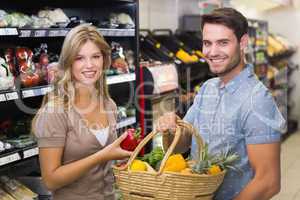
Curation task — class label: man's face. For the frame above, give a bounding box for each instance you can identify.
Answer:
[202,23,243,77]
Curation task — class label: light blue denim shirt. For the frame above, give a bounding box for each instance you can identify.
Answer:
[184,64,285,200]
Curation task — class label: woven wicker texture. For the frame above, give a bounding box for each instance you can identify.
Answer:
[113,120,225,200]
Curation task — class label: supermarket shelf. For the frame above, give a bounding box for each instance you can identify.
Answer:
[116,116,136,129]
[21,85,53,99]
[18,28,135,38]
[0,73,136,102]
[0,90,19,102]
[107,73,136,85]
[0,145,38,168]
[0,27,19,36]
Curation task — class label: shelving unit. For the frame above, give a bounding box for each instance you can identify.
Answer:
[0,1,141,196]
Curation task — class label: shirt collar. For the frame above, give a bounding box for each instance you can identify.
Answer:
[219,64,254,94]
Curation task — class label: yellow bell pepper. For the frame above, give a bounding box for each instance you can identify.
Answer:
[130,160,147,171]
[163,154,187,172]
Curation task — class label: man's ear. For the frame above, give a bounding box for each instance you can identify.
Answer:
[240,34,249,51]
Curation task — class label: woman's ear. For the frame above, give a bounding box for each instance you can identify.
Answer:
[240,34,249,51]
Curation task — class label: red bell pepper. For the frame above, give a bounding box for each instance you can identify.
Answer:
[120,128,143,152]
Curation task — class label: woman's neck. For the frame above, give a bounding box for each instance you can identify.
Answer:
[74,84,100,110]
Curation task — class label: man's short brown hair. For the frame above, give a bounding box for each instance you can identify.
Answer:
[201,7,248,41]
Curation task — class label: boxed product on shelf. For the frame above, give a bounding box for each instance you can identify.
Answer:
[17,176,51,197]
[0,176,38,200]
[0,187,15,200]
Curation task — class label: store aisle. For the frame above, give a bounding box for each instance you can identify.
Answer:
[272,131,300,200]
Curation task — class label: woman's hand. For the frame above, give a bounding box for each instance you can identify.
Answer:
[101,132,133,161]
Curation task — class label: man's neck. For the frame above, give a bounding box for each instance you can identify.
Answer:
[220,60,245,85]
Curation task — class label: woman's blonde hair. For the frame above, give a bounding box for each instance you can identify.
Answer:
[32,24,111,133]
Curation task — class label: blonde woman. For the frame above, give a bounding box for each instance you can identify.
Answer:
[32,24,132,200]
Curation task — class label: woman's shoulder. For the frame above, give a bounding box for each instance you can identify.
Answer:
[39,98,66,114]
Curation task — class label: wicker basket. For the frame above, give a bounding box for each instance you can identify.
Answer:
[113,120,225,200]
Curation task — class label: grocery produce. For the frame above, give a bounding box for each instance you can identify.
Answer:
[163,154,187,172]
[141,146,164,170]
[16,47,41,87]
[192,144,240,175]
[120,128,142,151]
[0,57,15,91]
[130,160,147,171]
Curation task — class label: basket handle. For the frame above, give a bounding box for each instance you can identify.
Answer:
[164,117,204,161]
[115,120,204,174]
[115,124,182,171]
[158,119,204,174]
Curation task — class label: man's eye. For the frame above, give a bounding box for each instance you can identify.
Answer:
[203,42,210,46]
[220,41,228,46]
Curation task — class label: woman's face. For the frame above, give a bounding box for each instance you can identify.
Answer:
[72,40,104,87]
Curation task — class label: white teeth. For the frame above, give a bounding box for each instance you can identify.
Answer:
[82,71,96,77]
[210,58,225,63]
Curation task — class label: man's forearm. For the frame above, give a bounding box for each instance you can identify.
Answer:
[233,176,280,200]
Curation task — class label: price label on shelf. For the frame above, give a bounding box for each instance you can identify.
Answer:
[107,73,135,85]
[23,147,38,159]
[0,28,18,36]
[5,92,18,100]
[0,94,7,102]
[48,30,60,37]
[58,30,68,36]
[22,90,35,98]
[20,30,31,37]
[0,153,21,166]
[34,30,47,37]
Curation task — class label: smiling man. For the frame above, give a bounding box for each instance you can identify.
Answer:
[157,8,286,200]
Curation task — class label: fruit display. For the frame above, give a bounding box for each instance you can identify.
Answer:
[0,8,69,28]
[16,47,41,88]
[0,141,13,152]
[120,128,143,152]
[100,13,135,29]
[110,42,130,74]
[117,106,136,122]
[0,57,15,91]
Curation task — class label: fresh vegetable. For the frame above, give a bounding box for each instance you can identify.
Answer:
[120,128,142,151]
[192,143,240,175]
[130,160,147,171]
[163,154,187,172]
[141,146,164,170]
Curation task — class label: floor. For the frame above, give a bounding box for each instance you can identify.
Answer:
[272,131,300,200]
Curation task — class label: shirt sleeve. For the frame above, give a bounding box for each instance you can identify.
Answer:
[34,105,68,148]
[243,84,286,144]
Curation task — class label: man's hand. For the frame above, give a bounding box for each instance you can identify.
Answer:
[155,112,177,133]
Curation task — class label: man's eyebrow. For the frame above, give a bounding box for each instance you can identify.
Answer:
[217,39,230,42]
